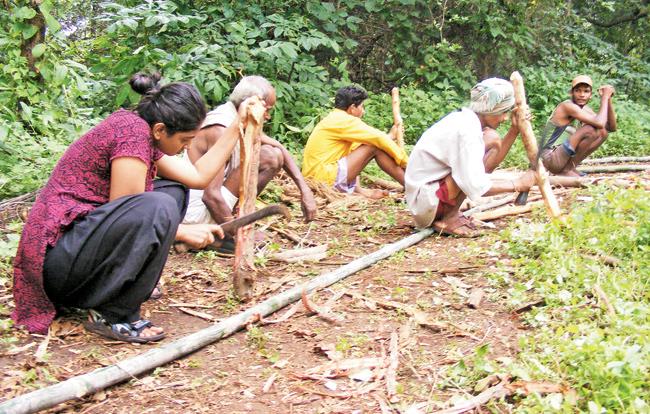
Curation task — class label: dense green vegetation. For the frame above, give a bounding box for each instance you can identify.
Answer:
[482,186,648,412]
[1,0,649,198]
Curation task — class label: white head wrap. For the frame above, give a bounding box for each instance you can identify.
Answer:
[469,78,515,115]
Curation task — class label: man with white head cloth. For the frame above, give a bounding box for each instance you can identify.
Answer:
[404,78,536,237]
[183,76,317,251]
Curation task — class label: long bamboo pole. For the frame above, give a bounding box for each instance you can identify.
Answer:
[582,156,650,164]
[510,71,562,218]
[0,229,435,414]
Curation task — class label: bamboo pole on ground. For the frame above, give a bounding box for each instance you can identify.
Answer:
[578,164,650,173]
[232,99,266,300]
[0,228,435,414]
[510,71,562,218]
[582,156,650,164]
[391,87,405,149]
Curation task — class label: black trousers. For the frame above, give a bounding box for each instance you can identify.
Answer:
[43,180,188,324]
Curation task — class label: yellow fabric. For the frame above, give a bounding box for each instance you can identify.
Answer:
[302,109,408,185]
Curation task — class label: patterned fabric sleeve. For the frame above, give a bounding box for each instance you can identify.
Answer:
[110,118,155,165]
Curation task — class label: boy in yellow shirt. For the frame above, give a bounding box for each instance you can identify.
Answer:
[302,86,408,199]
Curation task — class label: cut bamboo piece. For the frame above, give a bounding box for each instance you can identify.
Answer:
[391,87,405,148]
[471,202,543,222]
[510,71,562,218]
[0,228,436,414]
[233,98,266,300]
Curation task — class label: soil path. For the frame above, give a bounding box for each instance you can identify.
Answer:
[0,170,646,413]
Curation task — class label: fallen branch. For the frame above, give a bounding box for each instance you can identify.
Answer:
[177,307,216,322]
[593,284,616,317]
[0,228,437,414]
[431,380,510,414]
[301,290,343,324]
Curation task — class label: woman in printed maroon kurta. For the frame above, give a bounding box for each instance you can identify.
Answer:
[12,73,249,342]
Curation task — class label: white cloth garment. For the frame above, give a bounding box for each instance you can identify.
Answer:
[405,108,492,228]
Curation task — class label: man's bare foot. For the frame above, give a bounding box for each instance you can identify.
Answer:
[355,186,389,199]
[432,215,480,238]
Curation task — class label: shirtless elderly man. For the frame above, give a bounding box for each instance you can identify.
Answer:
[183,76,317,250]
[405,78,535,237]
[539,75,616,177]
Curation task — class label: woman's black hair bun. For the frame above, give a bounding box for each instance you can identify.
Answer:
[129,72,162,95]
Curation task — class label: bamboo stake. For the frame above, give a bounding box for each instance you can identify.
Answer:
[0,228,436,414]
[233,98,266,300]
[510,71,562,218]
[391,87,405,148]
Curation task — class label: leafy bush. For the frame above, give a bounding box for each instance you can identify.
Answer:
[492,186,650,412]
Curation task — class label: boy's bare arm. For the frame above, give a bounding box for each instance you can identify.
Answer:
[556,87,614,129]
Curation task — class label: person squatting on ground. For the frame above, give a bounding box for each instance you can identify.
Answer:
[183,76,317,251]
[405,78,536,237]
[12,72,255,343]
[301,85,408,199]
[539,75,616,177]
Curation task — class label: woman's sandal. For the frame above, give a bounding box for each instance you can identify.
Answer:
[83,310,165,344]
[432,215,481,238]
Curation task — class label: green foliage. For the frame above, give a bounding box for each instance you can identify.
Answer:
[492,186,650,412]
[0,0,648,200]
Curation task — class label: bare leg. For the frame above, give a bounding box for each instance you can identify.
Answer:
[343,144,405,199]
[560,125,603,176]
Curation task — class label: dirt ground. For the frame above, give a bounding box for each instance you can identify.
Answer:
[0,169,647,413]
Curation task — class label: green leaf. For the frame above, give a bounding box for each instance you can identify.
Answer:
[39,1,61,33]
[31,44,46,58]
[13,7,37,20]
[22,24,39,40]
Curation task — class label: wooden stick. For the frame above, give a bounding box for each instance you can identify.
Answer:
[233,98,266,300]
[0,228,438,414]
[386,332,399,399]
[582,156,650,164]
[578,164,650,173]
[593,284,616,316]
[463,195,513,216]
[431,381,510,414]
[391,87,405,148]
[510,71,562,218]
[471,202,542,221]
[362,174,404,192]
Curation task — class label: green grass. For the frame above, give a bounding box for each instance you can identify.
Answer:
[488,185,649,412]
